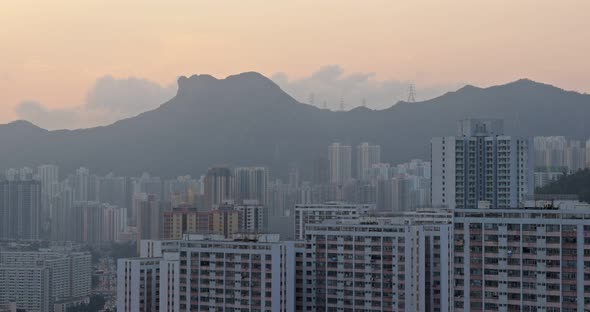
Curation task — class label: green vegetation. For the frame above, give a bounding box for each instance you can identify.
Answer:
[537,168,590,203]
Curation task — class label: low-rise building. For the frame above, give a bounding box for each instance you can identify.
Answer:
[294,202,374,240]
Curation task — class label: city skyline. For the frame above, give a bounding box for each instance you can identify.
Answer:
[2,2,590,310]
[2,119,590,311]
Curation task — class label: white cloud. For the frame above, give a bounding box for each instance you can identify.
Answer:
[272,65,463,110]
[15,101,81,130]
[15,76,177,130]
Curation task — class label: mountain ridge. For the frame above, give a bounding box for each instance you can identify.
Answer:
[1,73,589,179]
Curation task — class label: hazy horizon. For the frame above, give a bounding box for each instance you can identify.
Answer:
[2,0,590,128]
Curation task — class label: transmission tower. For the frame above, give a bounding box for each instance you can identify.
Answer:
[407,83,416,103]
[339,96,345,111]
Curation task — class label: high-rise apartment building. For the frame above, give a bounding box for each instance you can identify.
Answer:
[0,251,91,312]
[453,201,590,311]
[37,164,59,220]
[300,212,453,312]
[137,194,162,240]
[209,203,241,238]
[69,201,125,243]
[565,140,586,172]
[0,177,42,240]
[118,211,452,312]
[431,119,534,209]
[203,167,234,211]
[118,256,165,312]
[234,167,268,205]
[50,186,74,241]
[534,136,588,173]
[329,143,352,185]
[97,173,127,209]
[162,205,210,239]
[356,142,381,180]
[534,136,568,169]
[117,234,298,312]
[235,199,267,233]
[73,167,89,202]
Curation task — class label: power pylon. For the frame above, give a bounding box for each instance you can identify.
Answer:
[407,83,416,103]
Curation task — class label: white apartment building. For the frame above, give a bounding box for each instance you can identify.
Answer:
[357,142,381,181]
[0,251,91,312]
[117,234,299,312]
[234,167,269,206]
[117,255,179,312]
[236,199,268,233]
[431,119,534,209]
[299,211,453,312]
[453,202,590,311]
[329,143,352,185]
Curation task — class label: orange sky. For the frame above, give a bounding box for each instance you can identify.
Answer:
[1,0,589,124]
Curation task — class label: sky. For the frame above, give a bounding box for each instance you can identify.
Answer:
[1,1,589,129]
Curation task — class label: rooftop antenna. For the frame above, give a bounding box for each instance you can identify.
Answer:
[407,83,416,103]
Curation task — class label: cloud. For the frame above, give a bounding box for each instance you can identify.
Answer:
[271,65,463,110]
[15,101,81,130]
[15,76,177,130]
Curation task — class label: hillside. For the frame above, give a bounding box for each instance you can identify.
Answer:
[1,73,590,179]
[537,169,590,203]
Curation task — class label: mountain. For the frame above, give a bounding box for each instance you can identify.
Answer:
[1,73,590,179]
[537,169,590,203]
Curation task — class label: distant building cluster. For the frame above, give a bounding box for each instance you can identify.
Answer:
[4,118,590,311]
[533,136,590,187]
[431,119,534,209]
[0,248,92,312]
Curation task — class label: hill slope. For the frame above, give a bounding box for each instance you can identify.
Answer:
[537,169,590,203]
[1,73,590,178]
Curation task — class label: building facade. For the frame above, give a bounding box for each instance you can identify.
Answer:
[329,143,352,185]
[209,204,241,238]
[203,167,234,211]
[162,205,210,239]
[294,202,375,240]
[431,119,534,209]
[234,167,268,206]
[357,142,381,181]
[236,199,268,233]
[300,213,453,312]
[117,234,298,312]
[453,205,590,311]
[0,251,91,312]
[0,177,42,240]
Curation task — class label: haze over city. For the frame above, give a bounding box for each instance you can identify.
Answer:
[2,2,590,312]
